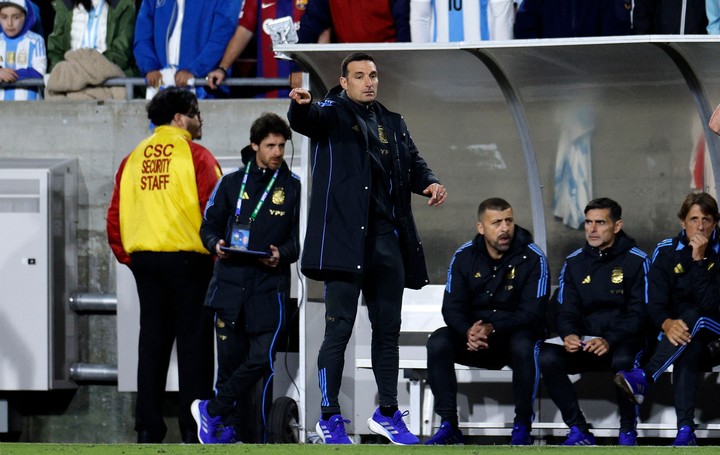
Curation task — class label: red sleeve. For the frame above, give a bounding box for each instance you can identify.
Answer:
[106,157,131,266]
[238,0,258,31]
[191,143,222,214]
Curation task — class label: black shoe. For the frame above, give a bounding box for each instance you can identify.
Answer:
[182,431,200,444]
[137,430,164,443]
[707,338,720,360]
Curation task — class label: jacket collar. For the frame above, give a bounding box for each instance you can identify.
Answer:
[60,0,121,9]
[582,229,636,259]
[327,84,388,116]
[155,124,191,141]
[677,226,720,255]
[474,225,534,262]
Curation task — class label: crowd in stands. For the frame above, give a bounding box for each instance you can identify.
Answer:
[1,0,719,101]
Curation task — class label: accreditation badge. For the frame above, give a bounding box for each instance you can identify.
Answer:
[229,222,251,250]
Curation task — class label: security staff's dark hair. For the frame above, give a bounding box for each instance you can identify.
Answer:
[146,87,198,126]
[341,52,376,78]
[250,112,292,145]
[678,192,720,222]
[585,197,622,222]
[477,197,512,220]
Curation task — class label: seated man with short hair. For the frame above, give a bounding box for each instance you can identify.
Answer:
[540,197,649,446]
[425,197,549,445]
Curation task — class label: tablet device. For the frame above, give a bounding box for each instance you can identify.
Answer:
[219,246,272,257]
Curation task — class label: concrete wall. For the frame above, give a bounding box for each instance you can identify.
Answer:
[0,99,288,443]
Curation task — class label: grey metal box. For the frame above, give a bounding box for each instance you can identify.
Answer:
[0,158,78,391]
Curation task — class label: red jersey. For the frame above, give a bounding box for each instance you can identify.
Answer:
[239,0,307,97]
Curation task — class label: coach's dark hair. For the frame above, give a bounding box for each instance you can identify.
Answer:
[585,197,622,222]
[678,192,720,222]
[477,198,512,220]
[341,52,375,78]
[146,87,198,126]
[250,112,291,145]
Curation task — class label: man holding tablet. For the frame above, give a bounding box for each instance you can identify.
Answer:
[191,112,301,444]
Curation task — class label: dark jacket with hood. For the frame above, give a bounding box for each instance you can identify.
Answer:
[633,0,707,35]
[442,226,550,338]
[514,0,632,38]
[648,227,720,330]
[200,146,300,331]
[555,230,649,346]
[288,85,439,289]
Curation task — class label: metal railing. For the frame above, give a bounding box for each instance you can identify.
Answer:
[5,77,290,100]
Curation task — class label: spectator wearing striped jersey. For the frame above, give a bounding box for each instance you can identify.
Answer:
[0,0,46,100]
[539,198,650,446]
[107,87,222,443]
[206,0,329,98]
[410,0,515,42]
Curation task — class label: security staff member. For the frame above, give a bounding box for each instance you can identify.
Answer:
[107,87,221,443]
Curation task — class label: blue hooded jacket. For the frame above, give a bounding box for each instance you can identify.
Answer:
[0,0,44,80]
[133,0,241,80]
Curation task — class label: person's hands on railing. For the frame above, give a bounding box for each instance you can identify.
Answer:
[0,67,18,83]
[145,70,162,87]
[206,68,226,90]
[175,70,194,87]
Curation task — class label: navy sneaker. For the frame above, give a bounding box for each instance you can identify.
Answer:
[190,399,224,444]
[562,426,596,446]
[619,430,637,446]
[510,423,532,445]
[367,408,420,445]
[424,421,464,445]
[614,368,648,405]
[316,414,353,444]
[218,425,237,444]
[672,426,697,446]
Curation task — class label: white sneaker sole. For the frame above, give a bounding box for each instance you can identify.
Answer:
[614,374,644,405]
[190,400,205,444]
[315,421,326,443]
[367,418,417,445]
[315,420,353,444]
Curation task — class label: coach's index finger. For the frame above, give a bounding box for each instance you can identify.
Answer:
[289,88,312,104]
